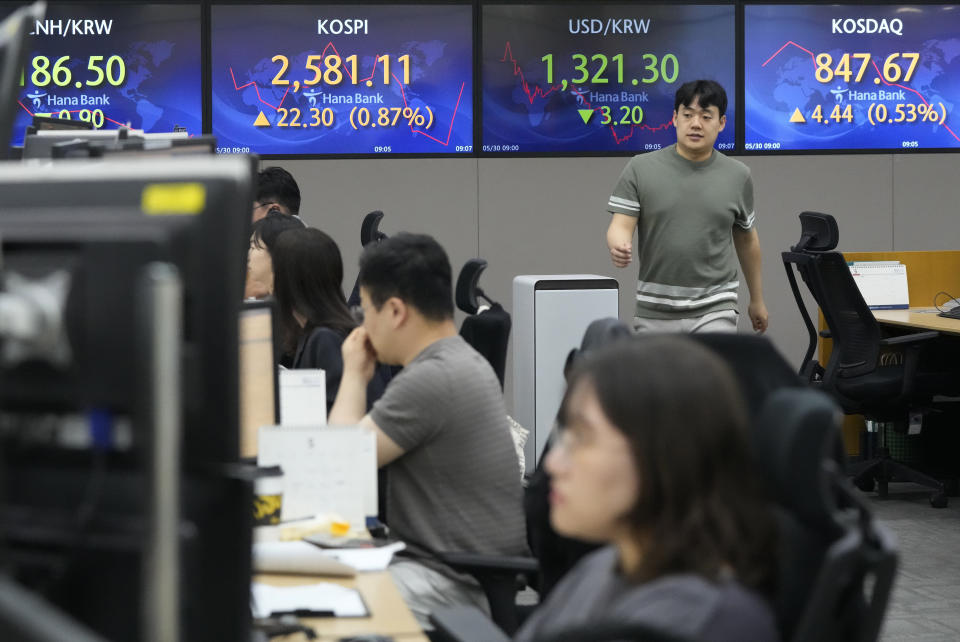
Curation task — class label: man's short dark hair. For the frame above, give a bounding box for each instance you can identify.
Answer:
[256,166,301,215]
[358,233,453,322]
[674,80,727,118]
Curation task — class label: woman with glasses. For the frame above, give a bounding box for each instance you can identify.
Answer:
[515,336,779,641]
[271,226,390,413]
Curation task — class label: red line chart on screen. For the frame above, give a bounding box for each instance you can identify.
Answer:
[499,42,675,146]
[761,40,959,143]
[228,42,465,146]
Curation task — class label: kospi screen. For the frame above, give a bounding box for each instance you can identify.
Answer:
[481,4,737,154]
[210,4,474,156]
[744,5,960,151]
[9,4,202,146]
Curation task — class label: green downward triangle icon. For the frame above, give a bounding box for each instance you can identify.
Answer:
[578,109,594,124]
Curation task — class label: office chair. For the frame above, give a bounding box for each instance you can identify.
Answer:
[788,216,958,506]
[456,258,511,389]
[433,387,899,642]
[754,388,897,642]
[347,210,387,308]
[689,333,804,415]
[782,212,960,508]
[782,211,841,382]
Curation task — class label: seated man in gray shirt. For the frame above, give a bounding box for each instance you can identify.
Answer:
[329,232,526,628]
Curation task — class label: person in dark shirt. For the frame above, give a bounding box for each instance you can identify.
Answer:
[516,336,779,641]
[271,227,389,413]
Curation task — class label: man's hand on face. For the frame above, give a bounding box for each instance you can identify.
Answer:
[341,326,377,382]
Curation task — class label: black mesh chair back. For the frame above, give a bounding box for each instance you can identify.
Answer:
[347,210,388,308]
[782,212,841,380]
[456,259,511,389]
[810,251,883,381]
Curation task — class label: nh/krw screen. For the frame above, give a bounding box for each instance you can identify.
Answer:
[481,4,736,154]
[10,3,202,145]
[211,4,474,156]
[744,4,960,151]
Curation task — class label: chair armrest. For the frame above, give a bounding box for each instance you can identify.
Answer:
[879,331,939,346]
[437,551,539,574]
[878,331,939,398]
[430,605,511,642]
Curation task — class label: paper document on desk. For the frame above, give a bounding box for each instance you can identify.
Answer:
[312,541,407,572]
[251,581,368,618]
[253,541,357,576]
[258,426,376,524]
[849,262,909,310]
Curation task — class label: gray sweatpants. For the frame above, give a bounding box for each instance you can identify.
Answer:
[389,558,490,630]
[632,309,738,334]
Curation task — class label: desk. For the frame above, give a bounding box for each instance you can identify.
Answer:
[873,308,960,336]
[256,571,428,641]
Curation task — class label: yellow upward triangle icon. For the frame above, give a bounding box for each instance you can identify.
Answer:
[789,108,806,124]
[253,111,271,127]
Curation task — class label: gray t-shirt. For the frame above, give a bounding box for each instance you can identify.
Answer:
[370,335,526,576]
[516,547,779,642]
[607,145,755,320]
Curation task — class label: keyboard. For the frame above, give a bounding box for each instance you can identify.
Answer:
[939,307,960,320]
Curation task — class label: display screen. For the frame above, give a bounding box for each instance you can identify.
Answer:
[210,4,474,156]
[744,4,960,151]
[481,4,736,154]
[10,3,202,146]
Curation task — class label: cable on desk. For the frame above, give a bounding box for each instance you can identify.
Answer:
[933,291,960,313]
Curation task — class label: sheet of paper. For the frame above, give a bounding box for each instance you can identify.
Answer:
[257,426,376,523]
[251,581,367,618]
[316,541,407,572]
[279,369,326,426]
[252,540,356,576]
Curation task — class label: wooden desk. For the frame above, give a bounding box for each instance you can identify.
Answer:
[256,571,428,641]
[873,308,960,336]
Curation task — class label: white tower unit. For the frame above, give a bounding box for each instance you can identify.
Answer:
[513,275,619,472]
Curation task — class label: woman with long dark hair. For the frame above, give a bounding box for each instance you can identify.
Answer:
[272,227,388,412]
[244,211,305,300]
[515,335,779,641]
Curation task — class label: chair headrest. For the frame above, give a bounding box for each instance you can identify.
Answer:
[752,388,846,534]
[564,318,632,377]
[360,210,386,247]
[456,258,489,314]
[792,212,839,253]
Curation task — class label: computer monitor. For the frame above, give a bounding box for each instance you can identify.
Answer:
[21,129,128,159]
[0,155,255,641]
[47,134,218,159]
[95,135,218,157]
[239,299,280,459]
[0,2,45,159]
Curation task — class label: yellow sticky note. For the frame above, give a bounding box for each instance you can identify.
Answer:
[141,182,206,216]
